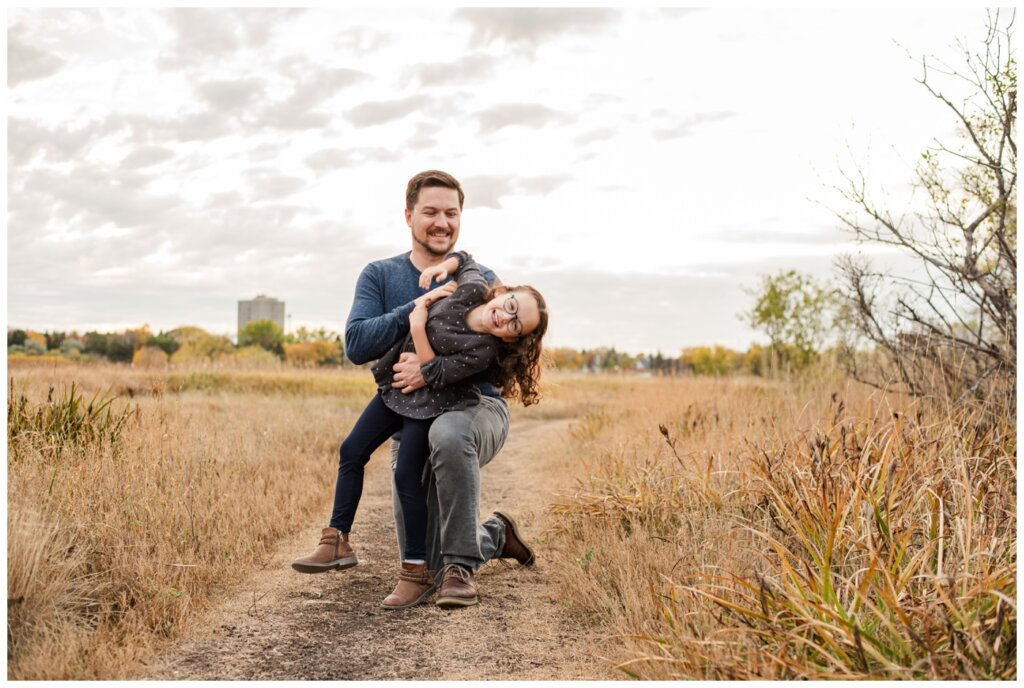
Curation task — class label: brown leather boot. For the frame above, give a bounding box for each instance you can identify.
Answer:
[381,562,436,610]
[291,527,358,573]
[494,511,535,566]
[435,563,478,607]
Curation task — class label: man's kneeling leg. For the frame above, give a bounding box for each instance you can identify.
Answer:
[427,398,509,574]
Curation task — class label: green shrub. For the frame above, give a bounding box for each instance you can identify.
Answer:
[7,381,138,461]
[23,340,45,356]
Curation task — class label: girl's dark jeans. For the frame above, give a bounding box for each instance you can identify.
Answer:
[330,393,432,561]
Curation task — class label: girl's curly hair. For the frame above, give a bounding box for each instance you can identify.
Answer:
[485,285,548,406]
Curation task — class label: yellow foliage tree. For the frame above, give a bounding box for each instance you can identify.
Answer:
[549,347,584,371]
[170,333,235,364]
[129,325,153,350]
[227,345,279,368]
[283,340,342,367]
[165,325,211,346]
[24,331,48,349]
[132,345,169,368]
[681,345,741,376]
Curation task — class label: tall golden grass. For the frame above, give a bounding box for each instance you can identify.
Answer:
[546,374,1016,679]
[7,363,1015,679]
[7,363,378,679]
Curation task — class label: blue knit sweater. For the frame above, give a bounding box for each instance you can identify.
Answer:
[344,251,502,400]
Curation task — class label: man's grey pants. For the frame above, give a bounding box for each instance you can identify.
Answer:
[389,396,509,574]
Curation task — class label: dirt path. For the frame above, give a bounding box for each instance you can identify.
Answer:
[146,418,615,680]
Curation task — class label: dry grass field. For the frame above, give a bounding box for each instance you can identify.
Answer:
[6,360,1016,679]
[545,373,1016,679]
[7,360,379,679]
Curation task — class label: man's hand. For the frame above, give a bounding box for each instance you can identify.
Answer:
[392,352,426,394]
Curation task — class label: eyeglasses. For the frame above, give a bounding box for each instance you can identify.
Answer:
[503,294,523,337]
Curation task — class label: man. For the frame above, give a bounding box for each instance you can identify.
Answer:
[292,170,534,608]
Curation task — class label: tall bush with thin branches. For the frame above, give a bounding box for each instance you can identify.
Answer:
[835,11,1016,405]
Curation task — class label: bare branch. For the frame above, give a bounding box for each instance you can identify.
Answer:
[832,12,1016,402]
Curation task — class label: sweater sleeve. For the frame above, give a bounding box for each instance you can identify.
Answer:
[344,263,416,365]
[419,338,499,389]
[449,251,488,290]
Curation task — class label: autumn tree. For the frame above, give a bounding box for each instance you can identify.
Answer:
[83,331,109,357]
[133,345,169,368]
[549,347,584,371]
[44,331,66,351]
[287,325,341,344]
[680,345,741,376]
[834,11,1016,403]
[60,338,85,359]
[105,332,137,362]
[646,351,682,375]
[165,325,215,346]
[162,325,232,363]
[21,339,45,356]
[283,340,343,367]
[147,332,181,356]
[238,319,285,355]
[24,331,47,350]
[742,269,834,371]
[283,326,345,365]
[171,335,235,364]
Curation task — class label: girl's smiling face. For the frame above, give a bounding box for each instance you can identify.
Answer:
[478,289,542,341]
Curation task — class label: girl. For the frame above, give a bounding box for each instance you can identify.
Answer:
[291,251,548,609]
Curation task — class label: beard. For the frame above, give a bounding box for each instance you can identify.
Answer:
[413,232,454,257]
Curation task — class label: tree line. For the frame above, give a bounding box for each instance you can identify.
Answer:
[547,343,815,377]
[5,321,830,377]
[7,321,347,368]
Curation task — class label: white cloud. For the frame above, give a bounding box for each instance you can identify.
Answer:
[346,96,429,127]
[518,174,572,196]
[455,8,619,49]
[20,165,178,230]
[462,175,516,210]
[158,8,304,69]
[336,25,391,55]
[574,127,616,146]
[651,111,737,140]
[473,103,569,134]
[120,145,176,169]
[404,53,498,87]
[403,121,444,151]
[461,174,574,209]
[113,112,234,143]
[7,32,65,85]
[258,67,368,130]
[8,117,124,165]
[196,78,266,109]
[304,147,401,173]
[245,169,307,200]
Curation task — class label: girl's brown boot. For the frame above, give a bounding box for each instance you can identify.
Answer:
[380,562,435,609]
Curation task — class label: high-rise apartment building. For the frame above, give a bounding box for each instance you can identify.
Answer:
[238,295,285,338]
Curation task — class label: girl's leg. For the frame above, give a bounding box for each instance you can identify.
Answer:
[380,417,437,608]
[329,394,402,532]
[392,417,434,562]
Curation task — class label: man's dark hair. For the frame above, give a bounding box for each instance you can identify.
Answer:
[406,170,464,211]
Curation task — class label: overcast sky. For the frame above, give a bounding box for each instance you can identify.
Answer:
[7,7,990,353]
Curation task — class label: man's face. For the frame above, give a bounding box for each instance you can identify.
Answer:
[406,186,461,257]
